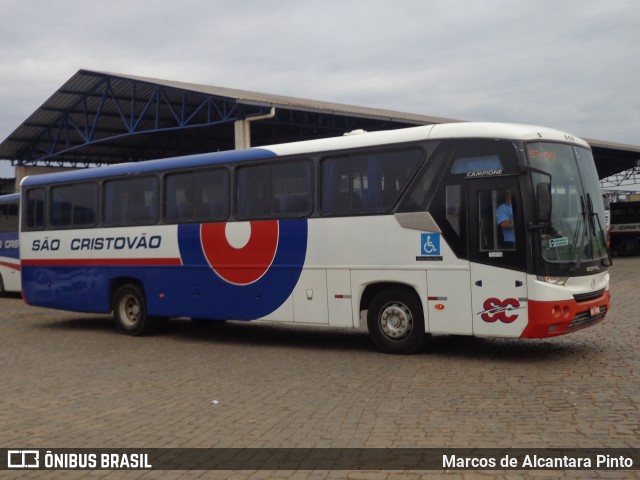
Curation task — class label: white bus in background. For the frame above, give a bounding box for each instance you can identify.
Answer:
[0,193,20,295]
[19,123,611,353]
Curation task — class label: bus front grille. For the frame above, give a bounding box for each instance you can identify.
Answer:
[573,289,606,303]
[568,306,607,330]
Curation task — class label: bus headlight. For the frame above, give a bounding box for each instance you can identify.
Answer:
[537,276,569,285]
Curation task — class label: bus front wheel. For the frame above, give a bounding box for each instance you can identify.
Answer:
[113,284,157,335]
[367,287,425,354]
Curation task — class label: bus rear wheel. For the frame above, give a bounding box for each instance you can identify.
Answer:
[617,239,637,257]
[367,287,425,354]
[113,284,157,335]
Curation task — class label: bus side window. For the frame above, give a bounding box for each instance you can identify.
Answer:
[25,188,46,230]
[397,141,453,213]
[273,161,312,216]
[236,164,271,219]
[50,183,98,228]
[236,160,311,220]
[165,168,229,223]
[104,176,159,226]
[165,172,192,222]
[429,181,467,259]
[197,170,229,221]
[0,201,18,232]
[321,148,423,215]
[321,159,349,214]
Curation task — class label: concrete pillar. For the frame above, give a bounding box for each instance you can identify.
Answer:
[234,120,251,150]
[234,108,276,150]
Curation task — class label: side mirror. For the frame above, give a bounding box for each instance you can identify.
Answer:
[536,182,551,223]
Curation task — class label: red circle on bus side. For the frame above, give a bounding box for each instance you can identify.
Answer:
[201,221,279,285]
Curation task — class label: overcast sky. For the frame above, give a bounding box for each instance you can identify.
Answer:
[1,0,639,178]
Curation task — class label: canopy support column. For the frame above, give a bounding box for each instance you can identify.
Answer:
[234,108,276,149]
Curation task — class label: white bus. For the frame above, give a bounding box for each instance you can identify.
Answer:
[19,123,611,353]
[0,193,20,295]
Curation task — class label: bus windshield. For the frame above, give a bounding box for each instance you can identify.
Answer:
[527,142,609,266]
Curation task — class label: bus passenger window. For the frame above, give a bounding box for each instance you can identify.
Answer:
[321,148,422,215]
[236,160,311,219]
[165,169,229,223]
[273,161,312,215]
[165,173,192,222]
[236,164,271,219]
[104,176,159,226]
[50,183,98,228]
[197,170,229,221]
[0,201,18,232]
[25,188,46,230]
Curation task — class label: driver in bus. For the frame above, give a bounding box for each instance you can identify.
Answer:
[496,190,515,249]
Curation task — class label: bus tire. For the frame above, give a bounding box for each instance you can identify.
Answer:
[617,239,637,257]
[0,274,5,296]
[113,284,157,335]
[367,287,425,354]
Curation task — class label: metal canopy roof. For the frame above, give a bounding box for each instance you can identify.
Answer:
[1,69,639,179]
[586,139,640,180]
[0,70,449,168]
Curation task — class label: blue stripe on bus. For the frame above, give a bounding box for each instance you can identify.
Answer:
[21,218,308,320]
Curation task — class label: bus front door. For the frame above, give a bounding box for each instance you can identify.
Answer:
[468,178,529,337]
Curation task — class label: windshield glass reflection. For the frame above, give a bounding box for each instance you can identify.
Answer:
[527,142,608,266]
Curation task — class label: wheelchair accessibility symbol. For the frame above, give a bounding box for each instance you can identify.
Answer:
[421,233,441,256]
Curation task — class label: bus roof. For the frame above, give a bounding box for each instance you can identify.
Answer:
[0,193,20,203]
[20,148,277,187]
[20,122,589,188]
[267,122,590,156]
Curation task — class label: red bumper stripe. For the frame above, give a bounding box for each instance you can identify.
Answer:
[521,289,610,338]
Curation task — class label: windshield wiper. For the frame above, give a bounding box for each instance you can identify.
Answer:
[569,195,587,272]
[586,193,613,266]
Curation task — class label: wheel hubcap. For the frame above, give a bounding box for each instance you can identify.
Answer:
[120,295,141,327]
[379,302,413,340]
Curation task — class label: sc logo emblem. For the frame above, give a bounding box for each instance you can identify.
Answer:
[421,234,441,256]
[480,298,521,323]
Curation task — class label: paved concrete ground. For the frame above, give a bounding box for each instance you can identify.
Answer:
[1,258,639,479]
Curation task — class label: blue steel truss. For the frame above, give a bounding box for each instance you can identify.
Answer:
[16,72,271,166]
[4,71,421,168]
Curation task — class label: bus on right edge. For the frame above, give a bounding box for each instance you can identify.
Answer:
[609,200,640,256]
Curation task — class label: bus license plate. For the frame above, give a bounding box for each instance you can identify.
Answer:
[590,305,601,317]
